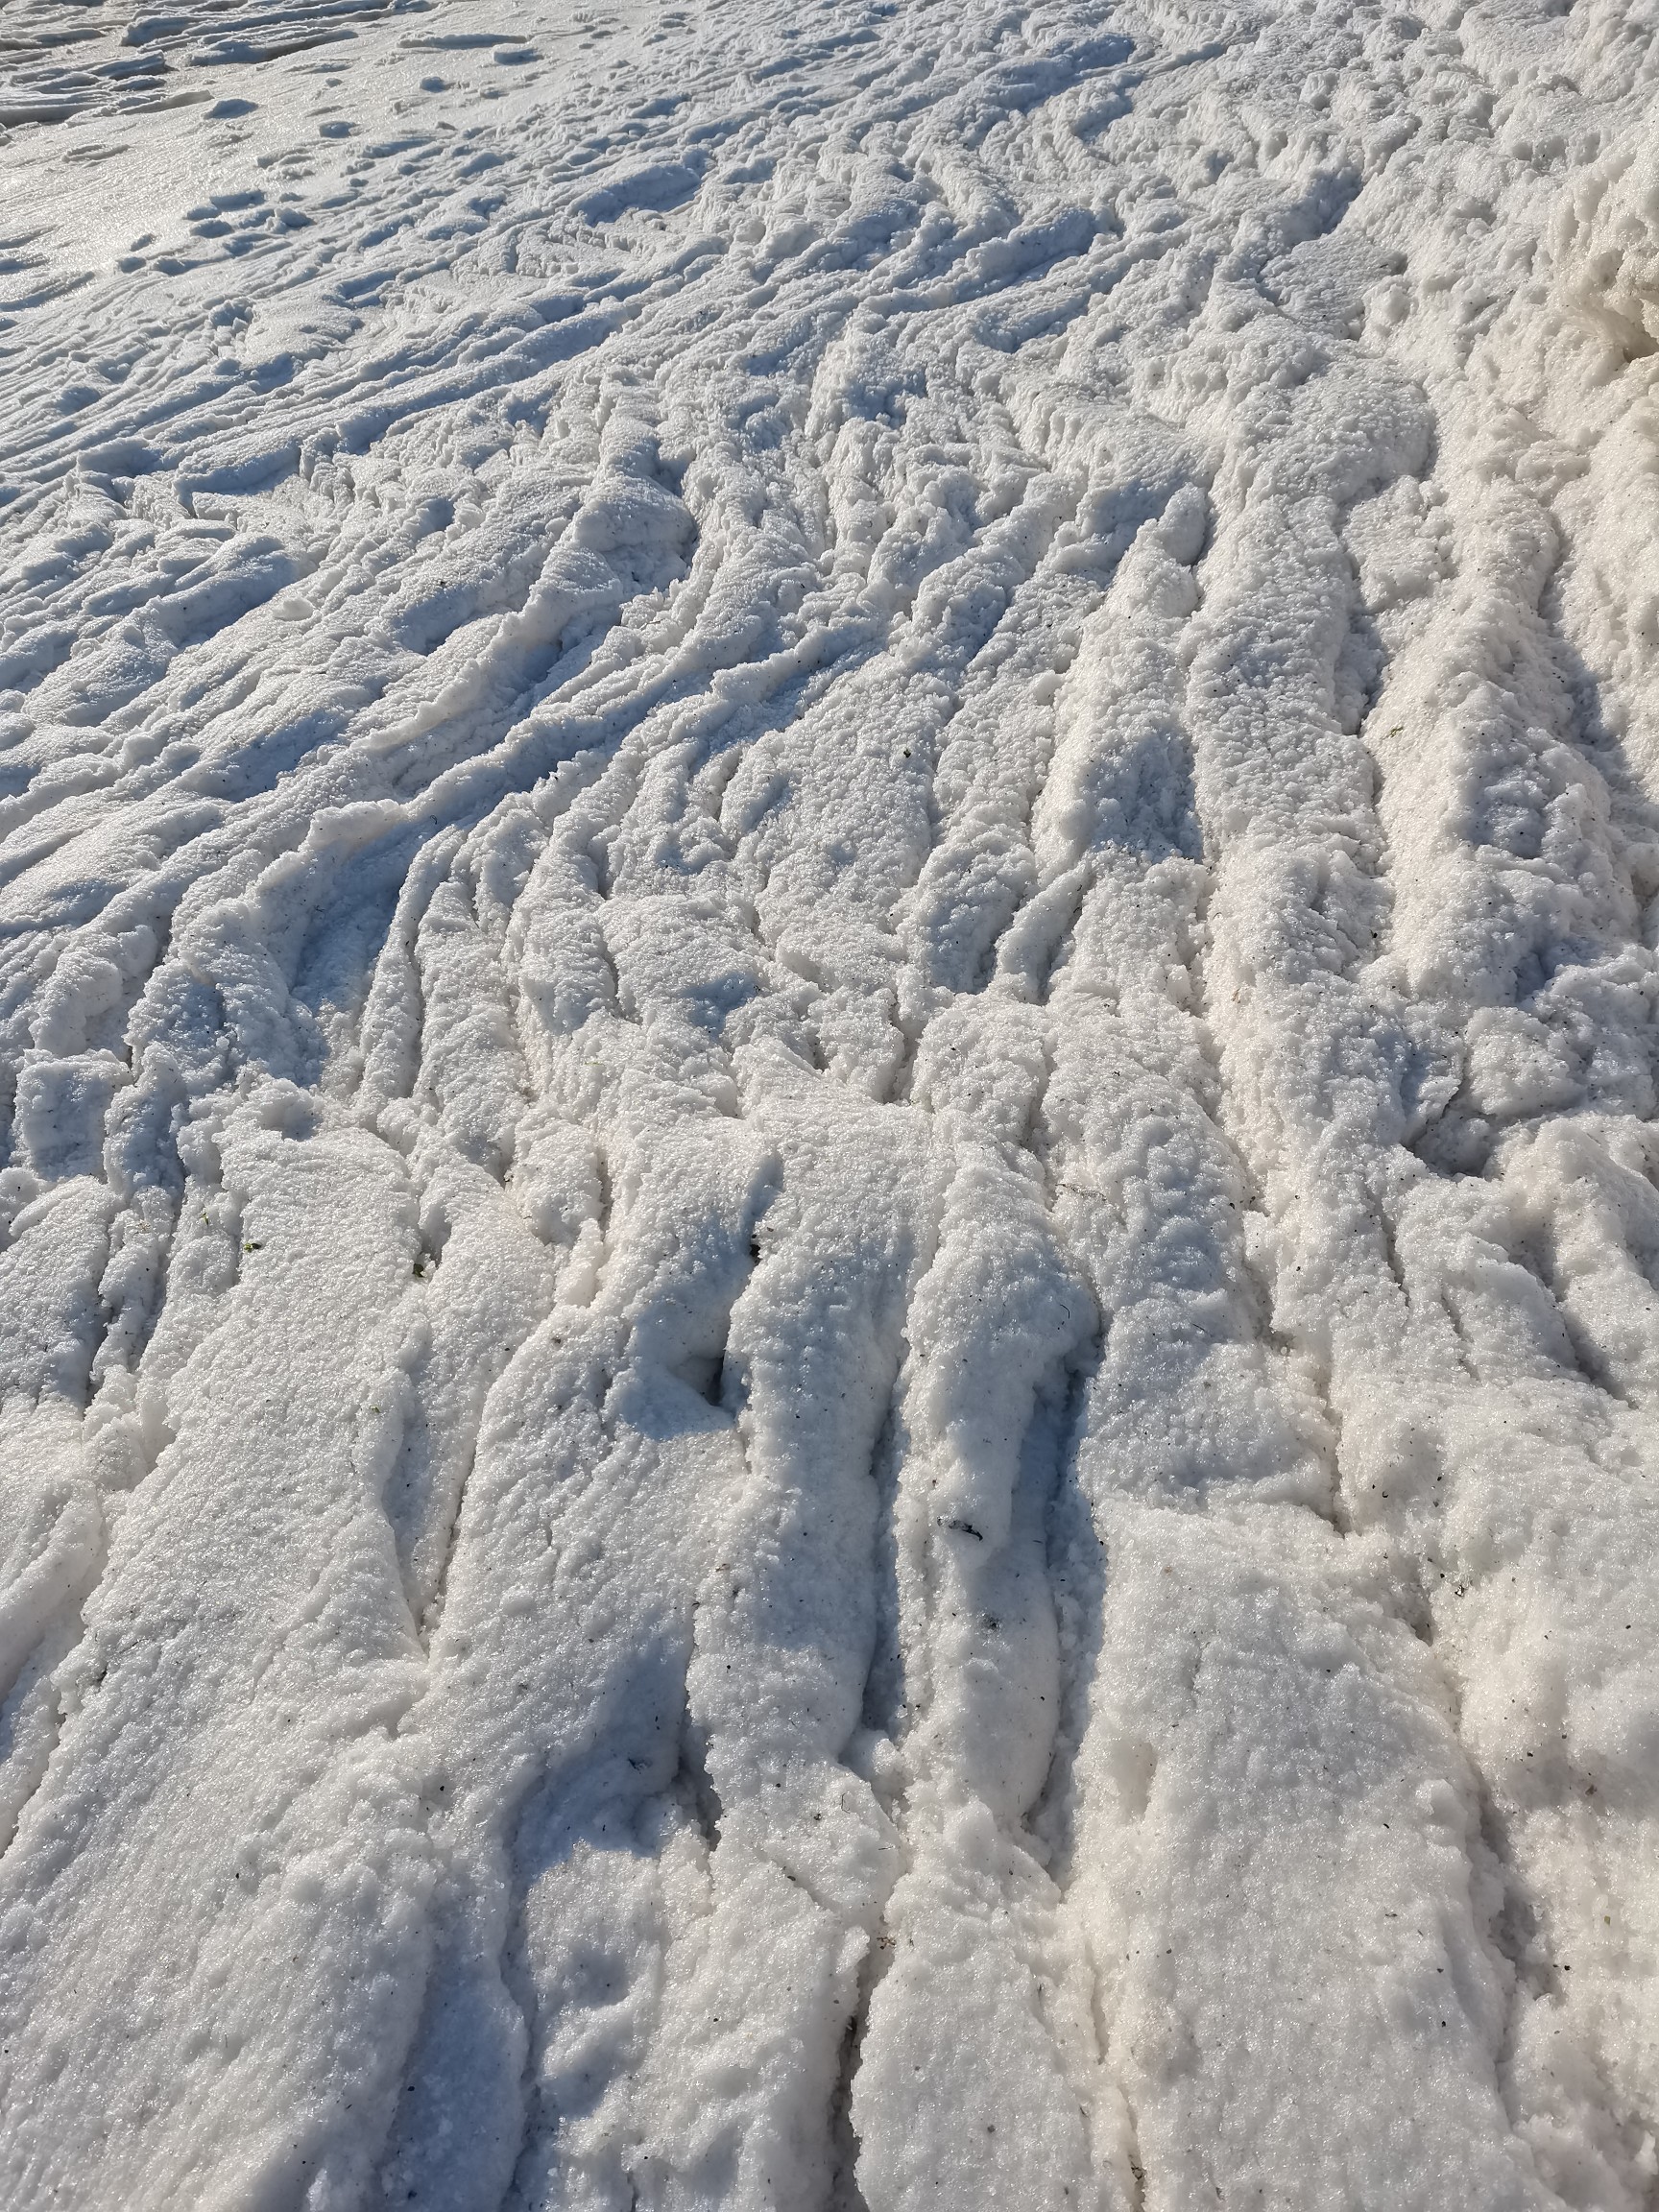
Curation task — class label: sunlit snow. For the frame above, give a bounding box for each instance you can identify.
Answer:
[1,1,1658,2206]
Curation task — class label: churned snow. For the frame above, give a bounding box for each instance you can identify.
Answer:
[1,0,1658,2205]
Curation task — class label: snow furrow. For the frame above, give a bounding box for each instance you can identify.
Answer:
[1,0,1657,2205]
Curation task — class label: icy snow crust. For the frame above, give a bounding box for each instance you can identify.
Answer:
[0,0,1657,2203]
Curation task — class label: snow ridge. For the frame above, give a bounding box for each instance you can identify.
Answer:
[1,0,1658,2205]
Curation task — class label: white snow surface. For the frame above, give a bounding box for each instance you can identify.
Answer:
[1,0,1658,2204]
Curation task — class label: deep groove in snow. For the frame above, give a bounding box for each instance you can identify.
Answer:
[2,0,1659,2205]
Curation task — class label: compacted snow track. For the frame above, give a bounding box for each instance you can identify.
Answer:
[1,0,1658,2205]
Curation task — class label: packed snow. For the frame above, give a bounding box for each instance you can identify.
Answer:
[0,0,1657,2204]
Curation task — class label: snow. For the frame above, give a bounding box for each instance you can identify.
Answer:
[0,0,1657,2204]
